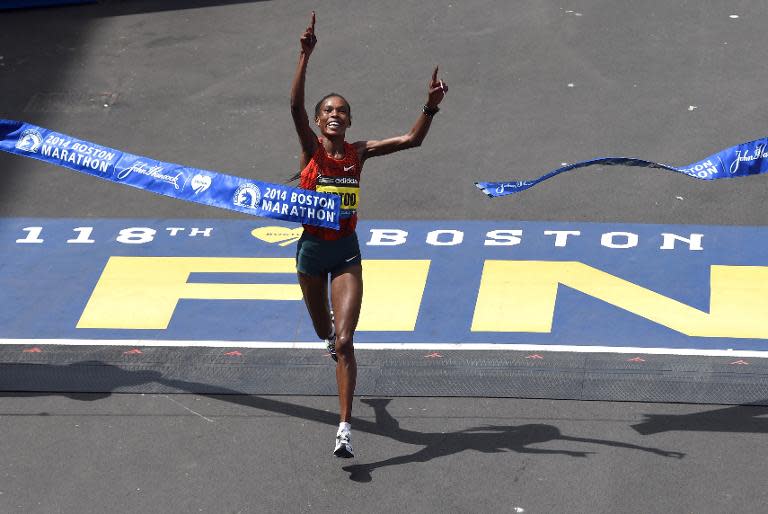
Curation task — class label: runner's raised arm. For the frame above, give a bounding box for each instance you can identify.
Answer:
[290,11,318,162]
[355,66,448,162]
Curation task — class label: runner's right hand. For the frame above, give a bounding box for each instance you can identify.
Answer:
[300,11,317,56]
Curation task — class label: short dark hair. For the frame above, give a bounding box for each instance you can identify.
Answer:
[314,93,351,119]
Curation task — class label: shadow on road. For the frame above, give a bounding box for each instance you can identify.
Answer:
[0,361,689,482]
[341,398,684,482]
[3,0,271,16]
[632,403,768,435]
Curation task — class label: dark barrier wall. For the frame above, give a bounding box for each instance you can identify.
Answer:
[0,0,95,9]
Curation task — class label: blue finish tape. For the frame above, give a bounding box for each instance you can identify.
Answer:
[0,119,340,228]
[476,137,768,197]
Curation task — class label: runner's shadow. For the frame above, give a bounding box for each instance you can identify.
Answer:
[341,399,684,483]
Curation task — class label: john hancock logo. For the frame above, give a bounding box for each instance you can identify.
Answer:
[233,183,261,209]
[116,160,188,190]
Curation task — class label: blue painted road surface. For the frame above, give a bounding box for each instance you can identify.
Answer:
[3,218,767,351]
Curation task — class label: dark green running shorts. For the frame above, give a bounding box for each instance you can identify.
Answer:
[295,231,362,276]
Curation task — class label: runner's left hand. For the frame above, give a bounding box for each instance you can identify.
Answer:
[426,66,448,108]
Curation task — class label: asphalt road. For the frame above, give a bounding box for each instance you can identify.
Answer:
[2,394,767,513]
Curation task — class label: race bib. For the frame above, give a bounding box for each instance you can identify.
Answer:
[316,175,359,212]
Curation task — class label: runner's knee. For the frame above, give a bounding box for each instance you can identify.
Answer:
[335,333,355,357]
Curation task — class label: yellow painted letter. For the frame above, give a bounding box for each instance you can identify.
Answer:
[77,257,429,331]
[471,260,768,339]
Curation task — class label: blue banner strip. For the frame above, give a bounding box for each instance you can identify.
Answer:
[475,136,768,197]
[0,119,339,229]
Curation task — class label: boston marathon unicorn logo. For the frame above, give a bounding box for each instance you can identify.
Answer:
[233,183,262,209]
[15,129,43,153]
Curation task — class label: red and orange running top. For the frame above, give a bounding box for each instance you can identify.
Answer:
[299,139,362,241]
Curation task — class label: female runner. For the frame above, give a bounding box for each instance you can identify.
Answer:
[290,12,447,458]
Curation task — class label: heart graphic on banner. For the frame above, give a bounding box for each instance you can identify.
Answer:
[191,174,212,194]
[251,226,303,246]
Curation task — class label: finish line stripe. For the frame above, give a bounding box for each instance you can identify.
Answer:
[2,339,768,358]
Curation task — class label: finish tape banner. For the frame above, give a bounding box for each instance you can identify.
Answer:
[0,119,340,229]
[475,136,768,197]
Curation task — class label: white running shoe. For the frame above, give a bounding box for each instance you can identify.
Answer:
[333,429,354,458]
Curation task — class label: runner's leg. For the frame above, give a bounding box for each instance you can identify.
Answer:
[330,264,362,423]
[297,272,333,340]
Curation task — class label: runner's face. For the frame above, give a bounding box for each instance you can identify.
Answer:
[316,97,351,137]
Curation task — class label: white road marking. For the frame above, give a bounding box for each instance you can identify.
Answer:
[3,338,768,359]
[161,394,215,423]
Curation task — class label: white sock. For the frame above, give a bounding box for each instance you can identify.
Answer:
[338,421,351,433]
